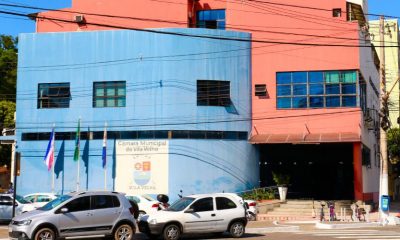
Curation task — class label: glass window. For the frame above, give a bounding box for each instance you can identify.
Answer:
[277,98,291,108]
[310,84,324,95]
[93,81,126,108]
[197,80,231,107]
[190,197,214,212]
[325,71,340,84]
[326,84,340,95]
[342,96,357,107]
[309,72,323,83]
[277,72,291,84]
[293,97,307,108]
[326,96,340,107]
[292,72,307,83]
[277,85,291,96]
[92,195,115,209]
[343,71,357,83]
[342,84,357,94]
[293,84,307,95]
[112,196,120,207]
[196,9,226,30]
[310,96,324,108]
[38,83,70,109]
[63,196,90,212]
[216,197,237,210]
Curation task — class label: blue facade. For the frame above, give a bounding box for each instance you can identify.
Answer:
[16,29,258,199]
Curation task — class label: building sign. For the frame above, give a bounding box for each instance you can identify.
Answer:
[115,140,169,195]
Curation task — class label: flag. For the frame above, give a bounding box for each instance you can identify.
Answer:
[44,128,55,171]
[73,119,81,161]
[102,124,107,168]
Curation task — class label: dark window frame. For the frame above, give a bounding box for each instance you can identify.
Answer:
[197,80,231,107]
[196,9,226,30]
[93,81,126,108]
[216,197,237,210]
[276,70,359,109]
[38,83,70,109]
[255,84,267,96]
[333,8,342,17]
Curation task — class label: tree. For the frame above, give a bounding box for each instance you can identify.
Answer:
[0,35,17,100]
[0,101,15,166]
[387,128,400,164]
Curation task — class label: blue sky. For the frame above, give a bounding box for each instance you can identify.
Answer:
[0,0,398,36]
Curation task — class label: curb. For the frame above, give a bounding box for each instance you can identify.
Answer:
[246,221,300,233]
[315,222,381,229]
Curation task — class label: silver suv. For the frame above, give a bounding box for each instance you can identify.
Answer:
[8,191,136,240]
[139,193,247,240]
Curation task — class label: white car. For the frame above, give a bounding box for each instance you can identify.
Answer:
[0,194,36,221]
[138,193,247,240]
[126,194,160,217]
[244,199,258,221]
[23,193,58,208]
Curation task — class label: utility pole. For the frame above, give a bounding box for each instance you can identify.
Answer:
[378,15,389,224]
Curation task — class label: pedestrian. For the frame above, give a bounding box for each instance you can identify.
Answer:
[6,182,14,194]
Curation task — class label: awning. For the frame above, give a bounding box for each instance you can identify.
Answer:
[249,132,360,144]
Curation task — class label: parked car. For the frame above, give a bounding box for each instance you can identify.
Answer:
[9,191,137,240]
[126,194,160,218]
[138,193,247,240]
[0,194,36,221]
[244,199,258,221]
[23,193,58,208]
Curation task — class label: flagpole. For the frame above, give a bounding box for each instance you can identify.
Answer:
[52,124,55,194]
[104,122,107,190]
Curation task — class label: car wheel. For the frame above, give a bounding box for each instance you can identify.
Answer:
[229,221,245,238]
[139,210,146,218]
[114,224,133,240]
[163,224,181,240]
[34,227,55,240]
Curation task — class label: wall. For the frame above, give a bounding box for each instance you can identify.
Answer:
[16,28,258,197]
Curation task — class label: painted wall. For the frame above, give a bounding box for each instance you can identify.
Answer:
[16,28,258,197]
[370,19,400,128]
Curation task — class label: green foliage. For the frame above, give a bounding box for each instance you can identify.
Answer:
[0,100,15,129]
[0,35,18,99]
[272,172,290,186]
[388,128,400,164]
[241,188,277,201]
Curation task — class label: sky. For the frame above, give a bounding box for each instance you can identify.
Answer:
[0,0,399,36]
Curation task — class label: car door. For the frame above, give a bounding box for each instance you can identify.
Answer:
[0,196,13,220]
[183,197,216,233]
[90,195,121,234]
[57,196,93,237]
[215,197,241,231]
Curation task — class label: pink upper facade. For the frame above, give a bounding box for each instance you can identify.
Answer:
[36,0,369,143]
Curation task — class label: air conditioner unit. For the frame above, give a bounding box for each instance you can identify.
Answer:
[74,15,85,23]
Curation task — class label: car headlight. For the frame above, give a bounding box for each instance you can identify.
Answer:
[149,219,157,225]
[13,220,32,226]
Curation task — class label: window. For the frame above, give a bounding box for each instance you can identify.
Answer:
[92,195,115,209]
[38,83,70,109]
[276,70,359,109]
[197,80,231,106]
[196,9,226,29]
[93,81,126,108]
[63,196,90,212]
[333,8,342,17]
[190,197,214,212]
[255,84,267,96]
[37,195,51,203]
[216,197,237,210]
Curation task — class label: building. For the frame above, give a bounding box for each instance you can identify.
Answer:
[17,0,382,202]
[16,28,257,196]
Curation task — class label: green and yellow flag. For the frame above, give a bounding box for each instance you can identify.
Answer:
[73,119,80,161]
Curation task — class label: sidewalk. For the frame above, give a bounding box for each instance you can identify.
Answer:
[246,220,300,234]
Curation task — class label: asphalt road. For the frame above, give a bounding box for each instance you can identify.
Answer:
[1,224,400,240]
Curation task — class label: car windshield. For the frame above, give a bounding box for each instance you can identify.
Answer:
[167,197,195,212]
[40,195,72,211]
[16,195,31,204]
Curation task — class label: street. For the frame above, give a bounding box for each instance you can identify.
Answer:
[1,223,400,240]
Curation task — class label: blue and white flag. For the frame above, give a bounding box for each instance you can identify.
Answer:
[44,128,55,171]
[102,124,107,168]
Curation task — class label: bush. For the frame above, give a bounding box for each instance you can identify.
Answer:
[241,188,277,201]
